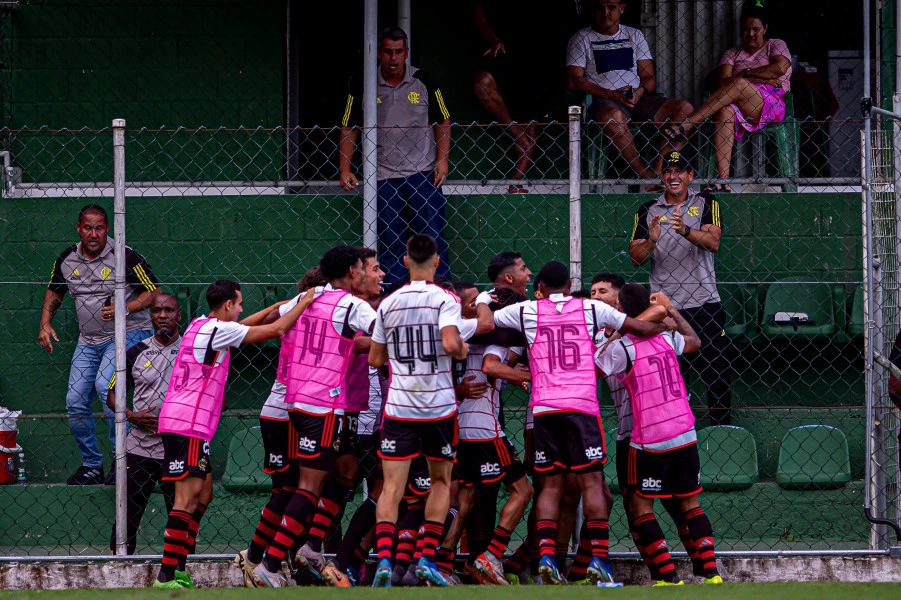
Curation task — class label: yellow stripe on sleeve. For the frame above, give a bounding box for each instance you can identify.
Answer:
[133,264,156,291]
[342,94,355,127]
[712,199,721,227]
[107,372,117,390]
[434,89,450,121]
[630,213,639,241]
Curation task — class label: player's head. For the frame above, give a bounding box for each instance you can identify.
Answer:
[487,251,531,295]
[489,287,528,311]
[298,266,328,293]
[206,279,243,321]
[150,292,181,339]
[590,272,626,307]
[532,273,544,299]
[377,26,408,79]
[453,281,478,319]
[76,204,109,258]
[355,246,385,300]
[434,274,454,291]
[320,245,364,288]
[535,261,570,296]
[571,288,590,299]
[618,282,651,318]
[404,234,440,274]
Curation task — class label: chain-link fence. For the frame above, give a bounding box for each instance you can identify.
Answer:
[0,0,897,573]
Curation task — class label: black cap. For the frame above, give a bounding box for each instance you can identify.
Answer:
[536,261,570,289]
[663,150,693,172]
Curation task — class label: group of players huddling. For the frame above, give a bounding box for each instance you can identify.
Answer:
[151,233,723,589]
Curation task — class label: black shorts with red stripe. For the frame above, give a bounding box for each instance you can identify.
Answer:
[458,437,526,486]
[378,414,458,462]
[288,409,342,472]
[161,433,212,481]
[260,417,299,474]
[336,412,360,457]
[626,441,702,499]
[404,454,432,500]
[532,411,606,475]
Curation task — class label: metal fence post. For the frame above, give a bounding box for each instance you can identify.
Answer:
[568,105,582,290]
[112,118,128,556]
[362,0,378,250]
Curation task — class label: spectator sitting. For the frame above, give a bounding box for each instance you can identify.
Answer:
[662,3,791,192]
[566,0,693,184]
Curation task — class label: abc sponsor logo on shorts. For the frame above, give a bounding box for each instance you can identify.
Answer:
[414,476,431,488]
[269,453,283,466]
[441,444,453,457]
[584,446,605,460]
[534,451,547,463]
[642,478,663,491]
[298,437,318,452]
[202,441,211,455]
[168,459,185,473]
[480,462,501,477]
[381,438,397,452]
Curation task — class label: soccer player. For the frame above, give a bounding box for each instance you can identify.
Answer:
[595,284,722,585]
[368,234,471,587]
[492,260,665,586]
[234,268,327,587]
[251,246,379,588]
[105,293,181,554]
[153,279,315,588]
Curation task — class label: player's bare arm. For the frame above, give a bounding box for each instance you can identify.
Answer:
[667,306,702,353]
[368,340,388,368]
[482,353,531,386]
[241,293,314,344]
[474,302,495,335]
[441,325,468,360]
[239,299,290,327]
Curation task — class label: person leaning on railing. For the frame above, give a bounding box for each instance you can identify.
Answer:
[661,3,792,193]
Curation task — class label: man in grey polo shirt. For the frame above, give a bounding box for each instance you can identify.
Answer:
[339,25,452,284]
[628,151,732,425]
[38,204,160,485]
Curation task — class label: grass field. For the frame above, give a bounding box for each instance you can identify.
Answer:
[1,584,900,600]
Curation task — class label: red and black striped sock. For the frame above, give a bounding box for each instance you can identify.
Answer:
[685,507,718,577]
[394,505,424,570]
[157,509,192,582]
[585,519,609,560]
[537,519,557,559]
[663,497,702,575]
[178,502,208,571]
[568,532,593,580]
[248,486,292,564]
[486,525,512,560]
[350,544,368,569]
[435,546,456,574]
[634,513,678,583]
[504,542,530,572]
[335,496,377,571]
[412,523,427,562]
[306,476,355,552]
[555,540,569,567]
[630,525,658,579]
[376,521,397,563]
[261,489,316,573]
[420,520,444,562]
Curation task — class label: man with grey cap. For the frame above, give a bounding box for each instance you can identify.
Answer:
[628,151,732,426]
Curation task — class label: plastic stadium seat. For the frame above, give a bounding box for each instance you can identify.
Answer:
[775,425,851,490]
[848,285,865,340]
[222,426,268,492]
[697,425,759,491]
[761,280,837,339]
[720,285,757,343]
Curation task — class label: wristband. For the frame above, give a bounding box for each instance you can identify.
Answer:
[475,291,492,307]
[681,226,691,238]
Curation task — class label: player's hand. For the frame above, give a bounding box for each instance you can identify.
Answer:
[662,316,678,332]
[340,170,359,191]
[649,214,662,241]
[649,292,671,308]
[457,375,489,399]
[434,166,448,187]
[38,324,59,354]
[483,41,506,57]
[669,204,686,235]
[299,289,317,307]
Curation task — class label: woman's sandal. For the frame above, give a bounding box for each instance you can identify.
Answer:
[702,183,733,193]
[661,123,687,143]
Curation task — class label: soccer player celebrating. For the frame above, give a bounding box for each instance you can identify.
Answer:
[153,279,314,588]
[368,234,471,587]
[251,246,379,588]
[492,261,665,586]
[595,285,722,586]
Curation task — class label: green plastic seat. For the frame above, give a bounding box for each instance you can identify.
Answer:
[848,285,865,340]
[697,425,758,492]
[761,280,837,339]
[720,285,757,343]
[222,426,268,492]
[775,425,851,490]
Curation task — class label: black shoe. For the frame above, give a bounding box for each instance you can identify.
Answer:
[103,469,117,486]
[66,465,104,485]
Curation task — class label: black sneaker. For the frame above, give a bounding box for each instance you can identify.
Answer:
[103,469,116,486]
[66,465,104,485]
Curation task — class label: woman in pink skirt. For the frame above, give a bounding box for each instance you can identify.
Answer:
[663,4,791,192]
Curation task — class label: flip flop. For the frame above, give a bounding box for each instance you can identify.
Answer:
[661,123,687,143]
[644,184,666,193]
[702,183,732,193]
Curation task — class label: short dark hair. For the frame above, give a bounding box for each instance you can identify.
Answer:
[489,287,528,311]
[152,291,180,310]
[406,234,438,266]
[320,245,362,281]
[206,279,241,312]
[298,267,327,293]
[740,2,769,26]
[356,247,377,263]
[434,275,454,291]
[591,272,626,290]
[536,261,569,289]
[378,25,408,48]
[78,204,108,223]
[487,251,522,284]
[618,283,651,318]
[571,289,591,298]
[453,281,477,296]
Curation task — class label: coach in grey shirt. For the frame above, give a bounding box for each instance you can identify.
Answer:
[38,204,160,485]
[629,151,732,426]
[339,25,452,284]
